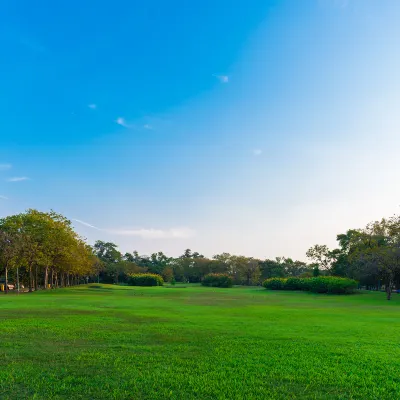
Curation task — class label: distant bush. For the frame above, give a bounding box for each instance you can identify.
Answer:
[262,278,287,290]
[285,277,304,291]
[263,276,358,294]
[202,273,233,288]
[305,276,358,294]
[128,273,164,287]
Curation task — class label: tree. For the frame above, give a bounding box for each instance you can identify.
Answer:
[93,241,123,283]
[0,209,96,291]
[347,217,400,300]
[259,258,286,280]
[239,258,261,286]
[0,230,21,293]
[306,245,336,273]
[161,267,174,282]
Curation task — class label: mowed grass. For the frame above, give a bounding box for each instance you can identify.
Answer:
[1,285,400,399]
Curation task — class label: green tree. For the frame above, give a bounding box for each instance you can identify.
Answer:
[0,230,21,293]
[347,216,400,300]
[306,245,336,273]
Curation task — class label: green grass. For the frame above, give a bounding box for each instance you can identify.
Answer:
[1,285,400,399]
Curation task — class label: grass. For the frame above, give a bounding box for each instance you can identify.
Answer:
[1,285,400,399]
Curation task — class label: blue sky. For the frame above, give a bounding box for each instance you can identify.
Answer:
[1,0,400,259]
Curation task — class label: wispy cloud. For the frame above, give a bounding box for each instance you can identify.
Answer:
[0,164,12,171]
[7,177,29,182]
[143,124,153,130]
[213,74,229,83]
[253,149,263,156]
[72,219,102,230]
[0,195,8,200]
[73,219,195,239]
[116,117,130,128]
[88,104,97,110]
[108,227,196,239]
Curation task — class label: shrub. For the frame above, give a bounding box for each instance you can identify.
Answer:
[262,278,287,290]
[306,276,358,294]
[128,273,164,287]
[202,273,233,288]
[263,276,358,294]
[285,277,305,291]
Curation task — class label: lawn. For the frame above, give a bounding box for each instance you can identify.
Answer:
[1,285,400,399]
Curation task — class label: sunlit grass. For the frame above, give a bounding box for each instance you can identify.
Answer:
[1,285,399,399]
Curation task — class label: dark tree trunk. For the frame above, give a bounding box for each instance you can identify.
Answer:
[16,267,20,293]
[44,266,49,289]
[386,283,392,300]
[34,266,38,291]
[386,275,393,300]
[5,265,8,294]
[29,267,33,292]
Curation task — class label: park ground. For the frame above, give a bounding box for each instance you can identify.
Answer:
[1,284,400,399]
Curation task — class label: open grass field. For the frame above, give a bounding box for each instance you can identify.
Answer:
[1,285,400,399]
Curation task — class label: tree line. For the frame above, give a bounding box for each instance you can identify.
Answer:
[1,209,400,299]
[0,210,99,293]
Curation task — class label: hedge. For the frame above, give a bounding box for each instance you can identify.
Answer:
[263,276,358,294]
[128,273,164,287]
[262,278,286,290]
[202,273,233,288]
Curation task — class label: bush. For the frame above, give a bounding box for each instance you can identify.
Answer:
[306,276,358,294]
[202,273,233,288]
[285,277,304,291]
[263,276,358,294]
[128,273,164,287]
[262,278,287,290]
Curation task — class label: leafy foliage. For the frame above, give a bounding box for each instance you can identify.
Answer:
[128,273,164,286]
[263,276,358,294]
[202,273,233,288]
[285,277,305,290]
[0,210,98,292]
[262,278,287,290]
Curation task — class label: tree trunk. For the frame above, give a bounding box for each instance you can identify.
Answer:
[386,282,392,300]
[16,267,20,293]
[34,266,39,291]
[44,266,49,289]
[5,265,8,294]
[386,275,393,300]
[29,267,33,292]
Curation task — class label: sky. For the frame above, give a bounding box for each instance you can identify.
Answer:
[1,0,400,260]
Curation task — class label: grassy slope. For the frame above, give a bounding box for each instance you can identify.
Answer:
[0,285,399,399]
